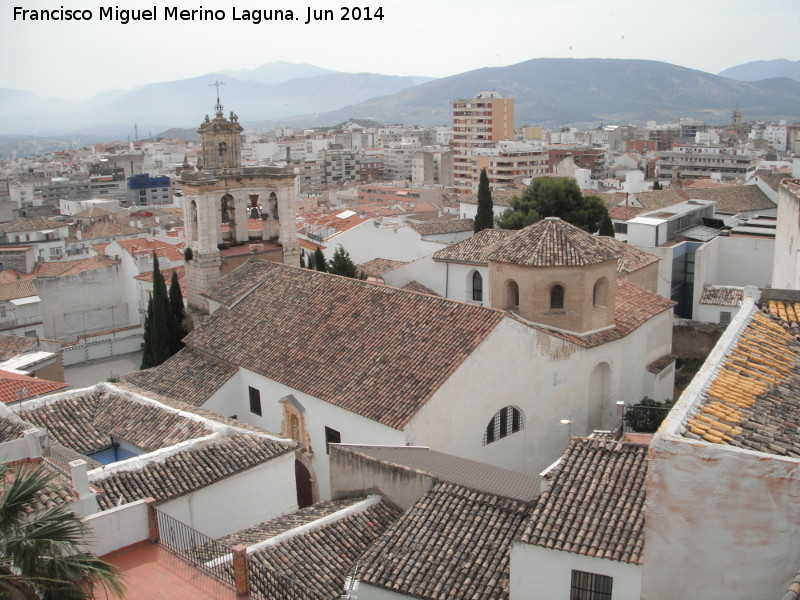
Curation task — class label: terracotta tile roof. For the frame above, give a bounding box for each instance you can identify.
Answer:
[184,263,505,430]
[754,170,787,193]
[633,186,775,212]
[594,236,660,275]
[647,353,677,374]
[699,285,744,307]
[0,217,64,234]
[400,281,439,296]
[408,218,474,236]
[17,387,211,455]
[358,258,407,277]
[80,221,142,240]
[608,204,648,221]
[214,496,376,548]
[247,497,401,599]
[0,459,76,512]
[683,178,733,189]
[124,348,237,407]
[682,304,800,456]
[782,570,800,600]
[32,255,117,279]
[359,482,531,600]
[94,432,295,509]
[0,270,29,284]
[0,369,69,404]
[112,238,184,262]
[201,259,278,308]
[488,218,620,267]
[432,228,517,265]
[337,445,540,502]
[0,279,36,301]
[520,437,648,565]
[533,280,675,348]
[134,266,186,298]
[460,188,516,207]
[0,334,37,360]
[73,206,116,218]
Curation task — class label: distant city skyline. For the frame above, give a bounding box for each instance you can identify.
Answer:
[1,0,798,102]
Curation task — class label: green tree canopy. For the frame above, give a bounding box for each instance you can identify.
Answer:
[169,270,187,353]
[495,177,609,232]
[327,245,364,279]
[599,211,615,237]
[624,397,674,433]
[0,463,124,599]
[474,168,494,233]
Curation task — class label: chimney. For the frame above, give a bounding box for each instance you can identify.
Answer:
[69,459,92,499]
[24,428,42,458]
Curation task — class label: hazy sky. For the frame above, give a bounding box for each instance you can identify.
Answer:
[1,0,798,102]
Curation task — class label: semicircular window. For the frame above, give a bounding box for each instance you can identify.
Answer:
[483,406,524,445]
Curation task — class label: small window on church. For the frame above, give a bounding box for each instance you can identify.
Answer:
[248,386,262,416]
[550,285,565,310]
[472,271,483,302]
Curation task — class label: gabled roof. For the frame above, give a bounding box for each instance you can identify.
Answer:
[111,237,184,262]
[401,280,439,296]
[488,218,619,267]
[184,263,506,430]
[634,186,774,212]
[79,220,142,240]
[460,188,516,207]
[246,497,401,599]
[682,302,800,457]
[0,280,36,301]
[0,335,37,360]
[32,255,117,279]
[73,206,116,218]
[432,228,516,264]
[358,257,407,277]
[408,218,474,236]
[201,259,276,308]
[520,436,648,565]
[699,285,744,307]
[0,459,76,511]
[359,482,531,600]
[0,217,64,234]
[0,369,69,404]
[124,348,237,407]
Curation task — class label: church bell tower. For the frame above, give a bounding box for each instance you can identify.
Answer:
[180,83,300,311]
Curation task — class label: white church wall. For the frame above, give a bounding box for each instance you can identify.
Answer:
[322,220,447,264]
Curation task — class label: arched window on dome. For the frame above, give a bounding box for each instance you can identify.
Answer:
[550,284,565,310]
[483,406,524,445]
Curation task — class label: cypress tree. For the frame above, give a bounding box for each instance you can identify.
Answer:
[327,244,360,278]
[599,211,615,237]
[314,246,327,272]
[474,168,494,233]
[169,269,186,352]
[140,253,176,369]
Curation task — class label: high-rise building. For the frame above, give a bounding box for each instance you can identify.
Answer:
[451,91,514,194]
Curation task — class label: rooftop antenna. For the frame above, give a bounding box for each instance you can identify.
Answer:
[210,80,225,116]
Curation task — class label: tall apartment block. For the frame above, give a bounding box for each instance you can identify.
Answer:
[452,90,514,194]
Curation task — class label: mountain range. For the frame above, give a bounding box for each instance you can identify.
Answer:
[1,58,798,144]
[718,59,800,83]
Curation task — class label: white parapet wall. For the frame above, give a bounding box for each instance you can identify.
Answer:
[84,497,151,557]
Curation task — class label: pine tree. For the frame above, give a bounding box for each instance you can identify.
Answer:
[599,211,615,237]
[169,270,186,353]
[327,245,362,278]
[474,168,494,233]
[299,251,306,268]
[314,247,327,272]
[140,300,154,369]
[495,177,607,232]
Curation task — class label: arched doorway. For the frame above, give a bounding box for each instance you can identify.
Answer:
[295,460,313,508]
